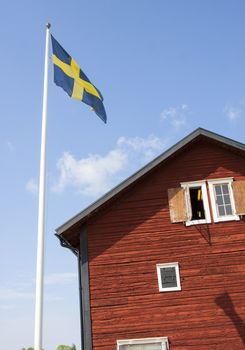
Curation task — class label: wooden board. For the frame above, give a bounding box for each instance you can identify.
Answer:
[168,187,187,223]
[232,180,245,215]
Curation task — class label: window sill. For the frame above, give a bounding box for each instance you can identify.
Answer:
[185,219,211,226]
[159,286,182,292]
[213,215,240,223]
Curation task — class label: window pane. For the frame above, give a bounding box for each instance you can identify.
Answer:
[222,184,229,194]
[216,195,224,205]
[225,205,232,215]
[224,194,231,205]
[160,267,177,288]
[218,205,225,216]
[214,182,234,218]
[215,185,222,195]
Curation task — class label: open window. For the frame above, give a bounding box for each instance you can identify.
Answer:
[117,337,169,350]
[180,180,211,226]
[168,182,211,226]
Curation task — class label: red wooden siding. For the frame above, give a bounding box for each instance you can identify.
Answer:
[87,141,245,350]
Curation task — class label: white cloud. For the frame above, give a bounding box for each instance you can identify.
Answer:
[26,178,38,195]
[53,149,127,196]
[117,135,164,159]
[44,272,77,286]
[224,105,240,121]
[160,104,188,128]
[52,134,165,197]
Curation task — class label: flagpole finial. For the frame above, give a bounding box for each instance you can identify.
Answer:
[46,22,51,29]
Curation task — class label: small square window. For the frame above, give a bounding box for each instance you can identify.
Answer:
[156,262,181,292]
[117,337,169,350]
[208,178,240,223]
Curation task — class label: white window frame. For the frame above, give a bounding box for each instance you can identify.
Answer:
[208,177,239,223]
[117,337,169,350]
[181,180,211,226]
[156,262,181,292]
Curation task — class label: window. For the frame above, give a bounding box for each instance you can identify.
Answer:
[168,178,245,225]
[208,178,239,223]
[156,262,181,292]
[189,187,205,220]
[181,180,211,226]
[117,337,169,350]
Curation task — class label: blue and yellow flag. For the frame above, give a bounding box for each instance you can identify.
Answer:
[51,35,107,123]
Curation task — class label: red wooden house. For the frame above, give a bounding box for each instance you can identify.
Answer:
[56,128,245,350]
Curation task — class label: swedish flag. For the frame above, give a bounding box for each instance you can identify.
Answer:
[51,35,107,123]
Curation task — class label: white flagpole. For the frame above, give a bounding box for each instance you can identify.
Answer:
[34,22,51,350]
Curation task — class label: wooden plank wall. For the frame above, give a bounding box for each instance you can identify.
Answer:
[87,141,245,350]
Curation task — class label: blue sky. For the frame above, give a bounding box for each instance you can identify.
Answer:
[1,1,245,349]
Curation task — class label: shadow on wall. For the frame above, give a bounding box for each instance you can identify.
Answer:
[215,292,245,345]
[194,223,212,245]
